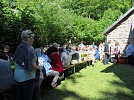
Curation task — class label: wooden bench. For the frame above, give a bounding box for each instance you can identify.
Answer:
[2,57,92,99]
[0,85,15,100]
[63,59,92,77]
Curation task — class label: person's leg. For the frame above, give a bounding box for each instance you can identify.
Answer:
[99,52,102,61]
[116,54,119,64]
[128,56,130,64]
[104,53,108,65]
[128,55,132,65]
[47,71,59,87]
[129,55,133,65]
[92,55,95,66]
[59,72,64,80]
[115,54,119,64]
[22,79,35,100]
[16,81,23,100]
[107,54,111,63]
[33,79,43,100]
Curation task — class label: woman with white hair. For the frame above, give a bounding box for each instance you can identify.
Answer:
[14,30,41,100]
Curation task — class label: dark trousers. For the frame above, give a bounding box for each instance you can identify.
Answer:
[128,55,133,65]
[104,53,111,65]
[33,79,43,100]
[16,79,35,100]
[115,53,119,64]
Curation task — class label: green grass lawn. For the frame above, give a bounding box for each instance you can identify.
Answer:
[41,61,134,100]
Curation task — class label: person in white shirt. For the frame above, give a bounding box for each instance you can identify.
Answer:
[98,43,104,61]
[87,47,95,67]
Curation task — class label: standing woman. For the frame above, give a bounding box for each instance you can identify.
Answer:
[14,30,41,100]
[114,41,120,64]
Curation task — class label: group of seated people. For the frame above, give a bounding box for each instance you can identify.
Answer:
[0,42,101,100]
[33,42,101,90]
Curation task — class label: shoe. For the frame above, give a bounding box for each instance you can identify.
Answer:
[92,64,94,67]
[59,73,64,80]
[52,86,58,89]
[51,83,57,88]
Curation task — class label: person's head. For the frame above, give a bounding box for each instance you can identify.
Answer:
[40,46,44,54]
[81,41,83,43]
[53,43,59,48]
[108,40,111,44]
[66,46,71,52]
[3,45,10,53]
[34,48,41,55]
[21,30,35,45]
[52,47,58,53]
[71,46,76,51]
[115,41,119,46]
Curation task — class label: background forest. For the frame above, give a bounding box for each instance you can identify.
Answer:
[0,0,133,53]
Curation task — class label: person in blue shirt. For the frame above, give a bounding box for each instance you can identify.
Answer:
[78,41,85,51]
[94,46,100,60]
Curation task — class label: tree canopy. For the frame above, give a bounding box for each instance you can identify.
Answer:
[0,0,133,53]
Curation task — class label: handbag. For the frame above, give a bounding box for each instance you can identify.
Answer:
[35,55,40,82]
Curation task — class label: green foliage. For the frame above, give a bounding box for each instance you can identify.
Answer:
[0,0,133,53]
[61,0,133,20]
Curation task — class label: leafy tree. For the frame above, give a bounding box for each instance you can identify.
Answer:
[0,0,133,52]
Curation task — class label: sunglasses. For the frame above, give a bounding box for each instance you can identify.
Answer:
[28,33,34,35]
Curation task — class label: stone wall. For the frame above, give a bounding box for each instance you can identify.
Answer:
[106,13,134,53]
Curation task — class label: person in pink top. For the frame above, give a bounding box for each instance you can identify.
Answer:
[114,41,120,64]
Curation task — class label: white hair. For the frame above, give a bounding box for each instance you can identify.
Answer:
[21,30,35,41]
[34,48,41,54]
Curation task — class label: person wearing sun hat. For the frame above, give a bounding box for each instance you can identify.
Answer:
[14,30,41,100]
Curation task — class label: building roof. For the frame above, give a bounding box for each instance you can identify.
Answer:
[103,6,134,35]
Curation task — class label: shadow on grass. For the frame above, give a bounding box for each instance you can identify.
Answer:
[100,63,134,100]
[41,81,90,100]
[40,62,89,100]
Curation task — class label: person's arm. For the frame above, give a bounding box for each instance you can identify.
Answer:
[108,44,111,54]
[118,46,120,53]
[46,55,51,63]
[32,59,41,71]
[69,53,72,62]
